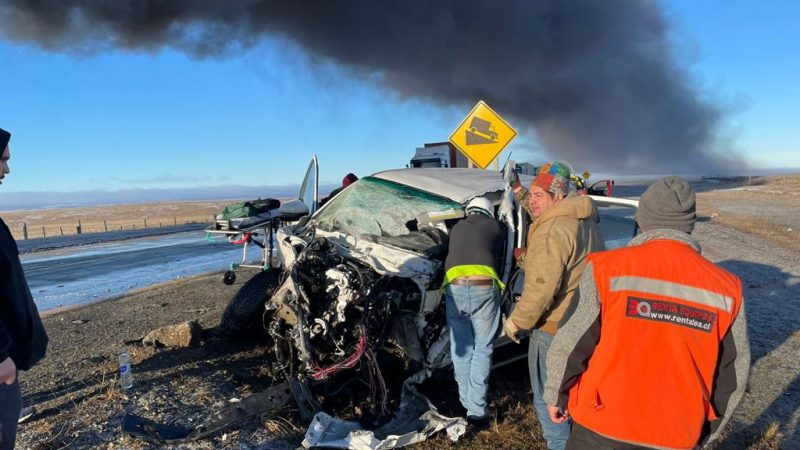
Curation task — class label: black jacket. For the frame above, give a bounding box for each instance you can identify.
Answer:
[444,213,505,274]
[0,218,48,370]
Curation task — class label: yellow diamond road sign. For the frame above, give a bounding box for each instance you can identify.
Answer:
[449,100,517,169]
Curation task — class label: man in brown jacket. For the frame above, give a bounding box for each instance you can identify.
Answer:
[503,161,604,450]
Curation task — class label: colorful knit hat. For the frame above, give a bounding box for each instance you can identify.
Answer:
[531,161,572,197]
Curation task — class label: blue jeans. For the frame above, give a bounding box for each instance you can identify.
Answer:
[445,284,500,419]
[530,329,571,450]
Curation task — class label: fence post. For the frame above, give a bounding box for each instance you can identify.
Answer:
[42,226,46,238]
[60,226,64,236]
[76,219,82,235]
[104,220,108,232]
[22,223,28,240]
[144,218,147,229]
[174,216,177,226]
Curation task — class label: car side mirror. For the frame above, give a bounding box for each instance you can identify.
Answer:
[278,199,310,221]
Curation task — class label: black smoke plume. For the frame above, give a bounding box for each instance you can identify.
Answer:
[0,0,743,173]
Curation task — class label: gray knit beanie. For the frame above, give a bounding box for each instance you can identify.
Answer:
[635,176,696,233]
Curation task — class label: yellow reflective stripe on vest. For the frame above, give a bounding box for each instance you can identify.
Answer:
[610,275,733,312]
[442,265,505,291]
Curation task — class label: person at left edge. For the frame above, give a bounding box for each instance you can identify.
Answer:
[0,127,49,450]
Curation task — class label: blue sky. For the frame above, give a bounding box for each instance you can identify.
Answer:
[0,1,797,196]
[662,1,798,167]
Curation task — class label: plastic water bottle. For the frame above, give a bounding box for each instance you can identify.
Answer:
[119,351,133,390]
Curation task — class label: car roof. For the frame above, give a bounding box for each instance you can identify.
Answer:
[371,168,534,204]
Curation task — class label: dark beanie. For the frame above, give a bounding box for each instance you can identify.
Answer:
[0,128,9,151]
[635,176,696,234]
[342,173,358,187]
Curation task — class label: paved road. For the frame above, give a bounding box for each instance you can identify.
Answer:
[22,234,236,290]
[20,231,268,311]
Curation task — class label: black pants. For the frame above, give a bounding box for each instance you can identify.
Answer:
[0,378,21,450]
[567,421,652,450]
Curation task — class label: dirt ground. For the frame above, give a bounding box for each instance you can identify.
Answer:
[12,175,800,450]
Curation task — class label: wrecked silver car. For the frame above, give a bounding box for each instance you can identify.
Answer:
[123,158,639,448]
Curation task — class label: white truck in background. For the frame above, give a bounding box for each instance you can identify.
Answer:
[408,142,469,168]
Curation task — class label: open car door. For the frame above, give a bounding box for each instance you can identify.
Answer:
[588,179,615,197]
[298,155,319,215]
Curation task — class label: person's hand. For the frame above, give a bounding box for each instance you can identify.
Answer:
[513,247,527,262]
[547,405,570,424]
[0,357,17,385]
[504,319,521,344]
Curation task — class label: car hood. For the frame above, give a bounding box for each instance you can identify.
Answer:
[373,168,533,204]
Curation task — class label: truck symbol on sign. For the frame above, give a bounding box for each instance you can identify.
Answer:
[466,116,499,145]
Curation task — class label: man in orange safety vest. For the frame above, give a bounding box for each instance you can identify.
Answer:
[544,176,750,449]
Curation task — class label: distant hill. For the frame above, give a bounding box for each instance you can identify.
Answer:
[0,183,339,211]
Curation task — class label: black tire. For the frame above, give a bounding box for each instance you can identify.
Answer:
[219,269,282,340]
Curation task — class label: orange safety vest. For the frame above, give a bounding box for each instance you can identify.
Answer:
[568,239,742,449]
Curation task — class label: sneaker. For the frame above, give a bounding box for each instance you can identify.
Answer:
[18,406,35,424]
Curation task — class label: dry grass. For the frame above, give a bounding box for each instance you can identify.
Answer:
[415,397,547,450]
[697,200,800,253]
[101,380,127,403]
[261,413,303,438]
[746,174,800,190]
[696,174,800,253]
[0,199,236,240]
[188,384,215,405]
[747,422,784,450]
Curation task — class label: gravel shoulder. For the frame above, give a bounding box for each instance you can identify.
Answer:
[13,178,800,450]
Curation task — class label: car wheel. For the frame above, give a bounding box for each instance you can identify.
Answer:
[219,268,282,340]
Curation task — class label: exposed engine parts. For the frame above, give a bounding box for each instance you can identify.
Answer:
[264,236,429,419]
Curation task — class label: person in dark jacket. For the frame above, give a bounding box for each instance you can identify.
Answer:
[319,173,358,206]
[441,196,505,429]
[0,128,49,450]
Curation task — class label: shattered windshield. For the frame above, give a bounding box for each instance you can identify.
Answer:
[313,176,461,237]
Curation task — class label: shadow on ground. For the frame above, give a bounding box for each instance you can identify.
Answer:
[717,260,800,448]
[22,331,264,423]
